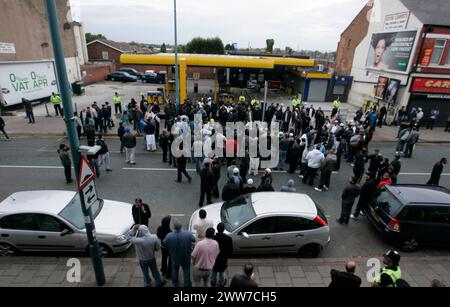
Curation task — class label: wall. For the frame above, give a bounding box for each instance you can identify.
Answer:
[349,0,423,108]
[81,62,117,85]
[0,0,77,61]
[335,2,373,76]
[87,42,122,63]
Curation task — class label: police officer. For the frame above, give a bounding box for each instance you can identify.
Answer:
[331,97,341,118]
[292,95,301,109]
[239,92,246,103]
[50,92,63,117]
[113,92,122,115]
[373,250,402,287]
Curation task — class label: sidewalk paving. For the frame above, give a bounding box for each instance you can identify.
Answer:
[0,256,449,287]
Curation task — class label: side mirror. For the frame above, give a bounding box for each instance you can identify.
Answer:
[61,228,73,237]
[241,232,249,239]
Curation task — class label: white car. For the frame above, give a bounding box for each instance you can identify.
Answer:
[189,192,330,258]
[0,191,134,257]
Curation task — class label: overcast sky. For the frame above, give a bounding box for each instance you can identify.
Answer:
[71,0,368,51]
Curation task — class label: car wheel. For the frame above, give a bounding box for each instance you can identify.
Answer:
[0,242,16,257]
[401,238,419,252]
[86,243,113,258]
[297,244,322,258]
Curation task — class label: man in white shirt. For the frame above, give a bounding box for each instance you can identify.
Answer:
[193,209,214,240]
[302,144,325,186]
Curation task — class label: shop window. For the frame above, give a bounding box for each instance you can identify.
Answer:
[430,40,446,65]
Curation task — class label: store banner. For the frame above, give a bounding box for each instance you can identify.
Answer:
[366,30,417,73]
[419,39,436,67]
[411,78,450,94]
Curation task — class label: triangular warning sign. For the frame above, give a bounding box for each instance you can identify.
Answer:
[78,156,96,191]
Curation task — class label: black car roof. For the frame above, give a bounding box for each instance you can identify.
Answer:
[387,185,450,206]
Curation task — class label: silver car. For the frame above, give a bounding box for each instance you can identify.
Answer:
[189,192,330,258]
[0,191,134,257]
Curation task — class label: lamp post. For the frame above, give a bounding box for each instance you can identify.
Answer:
[44,0,105,286]
[174,0,180,112]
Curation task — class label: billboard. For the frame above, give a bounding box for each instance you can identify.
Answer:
[385,78,401,104]
[366,30,417,73]
[0,61,58,106]
[375,76,389,100]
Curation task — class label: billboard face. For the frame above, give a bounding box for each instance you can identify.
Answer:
[366,30,417,73]
[385,78,401,104]
[0,61,58,106]
[375,76,389,100]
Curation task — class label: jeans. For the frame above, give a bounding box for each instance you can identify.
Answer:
[194,157,202,174]
[177,168,192,182]
[278,151,287,170]
[114,104,122,114]
[139,258,163,287]
[396,140,406,153]
[318,170,332,189]
[0,127,9,139]
[210,270,226,287]
[26,110,35,123]
[172,261,192,287]
[338,201,355,224]
[199,186,212,207]
[101,152,112,170]
[125,147,136,164]
[404,143,415,158]
[161,248,172,278]
[64,165,72,183]
[302,167,319,186]
[193,267,211,287]
[54,104,63,117]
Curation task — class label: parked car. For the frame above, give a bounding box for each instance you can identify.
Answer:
[106,71,138,82]
[365,185,450,252]
[189,192,330,258]
[0,191,134,257]
[119,67,143,79]
[143,71,158,84]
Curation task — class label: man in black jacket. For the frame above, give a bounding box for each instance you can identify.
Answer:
[199,162,214,207]
[329,261,362,288]
[0,116,10,140]
[222,178,241,202]
[132,198,151,226]
[337,176,361,225]
[57,144,72,183]
[427,158,447,186]
[176,153,192,183]
[212,223,233,287]
[230,264,258,288]
[352,172,377,219]
[159,129,169,163]
[123,128,137,165]
[117,123,125,153]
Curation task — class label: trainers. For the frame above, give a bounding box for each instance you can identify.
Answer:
[324,186,329,191]
[314,188,323,192]
[351,214,357,219]
[298,175,304,179]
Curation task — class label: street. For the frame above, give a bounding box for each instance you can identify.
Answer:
[1,136,449,259]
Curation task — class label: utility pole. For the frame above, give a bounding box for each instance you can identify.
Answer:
[44,0,105,286]
[174,0,180,112]
[262,81,268,122]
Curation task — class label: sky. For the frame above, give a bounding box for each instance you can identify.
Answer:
[70,0,369,52]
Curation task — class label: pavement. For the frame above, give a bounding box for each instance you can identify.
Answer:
[1,255,449,287]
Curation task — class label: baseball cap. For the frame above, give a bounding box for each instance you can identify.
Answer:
[233,168,240,174]
[247,179,253,185]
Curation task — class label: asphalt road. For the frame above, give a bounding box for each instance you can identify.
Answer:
[0,137,449,259]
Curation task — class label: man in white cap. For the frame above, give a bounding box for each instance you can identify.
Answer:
[232,167,244,190]
[261,168,273,186]
[416,108,424,130]
[243,179,257,194]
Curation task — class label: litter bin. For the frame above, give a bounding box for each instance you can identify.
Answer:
[194,83,199,93]
[72,81,85,96]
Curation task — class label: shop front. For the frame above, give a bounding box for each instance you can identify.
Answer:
[408,77,450,127]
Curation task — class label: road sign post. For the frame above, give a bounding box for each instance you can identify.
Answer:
[44,0,105,286]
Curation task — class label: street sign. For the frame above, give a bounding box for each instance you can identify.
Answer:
[78,155,95,190]
[82,180,98,210]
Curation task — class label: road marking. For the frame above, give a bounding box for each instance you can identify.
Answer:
[170,214,185,217]
[399,173,450,176]
[0,165,64,169]
[122,167,196,172]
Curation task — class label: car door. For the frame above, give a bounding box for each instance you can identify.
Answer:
[34,214,82,251]
[423,206,450,246]
[0,213,40,251]
[396,206,429,242]
[271,216,322,253]
[233,217,276,254]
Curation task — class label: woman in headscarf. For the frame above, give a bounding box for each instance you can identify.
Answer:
[157,216,172,279]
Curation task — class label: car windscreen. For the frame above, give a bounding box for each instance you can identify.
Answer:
[58,193,103,229]
[220,194,256,232]
[376,190,403,216]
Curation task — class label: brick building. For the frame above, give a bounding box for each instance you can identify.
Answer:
[342,0,450,126]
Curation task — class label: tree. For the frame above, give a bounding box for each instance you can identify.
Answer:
[185,37,225,54]
[85,33,107,43]
[285,47,294,55]
[160,43,167,53]
[266,39,275,53]
[225,44,236,51]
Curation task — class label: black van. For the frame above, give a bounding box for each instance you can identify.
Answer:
[365,185,450,252]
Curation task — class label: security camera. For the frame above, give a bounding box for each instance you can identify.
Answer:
[79,145,101,156]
